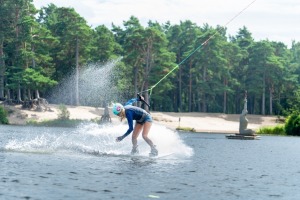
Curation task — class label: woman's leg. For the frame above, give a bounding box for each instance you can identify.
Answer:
[132,123,143,147]
[142,122,158,156]
[141,122,154,147]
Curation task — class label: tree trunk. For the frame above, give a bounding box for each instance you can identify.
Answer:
[75,36,80,106]
[31,47,39,99]
[133,59,139,105]
[269,86,273,115]
[15,6,21,103]
[27,89,31,100]
[262,72,266,115]
[134,66,138,96]
[143,39,154,112]
[17,82,22,102]
[0,39,5,98]
[178,66,182,112]
[252,95,255,114]
[202,66,207,112]
[6,89,10,100]
[197,93,201,112]
[35,89,40,99]
[144,81,150,112]
[188,62,192,112]
[223,78,227,113]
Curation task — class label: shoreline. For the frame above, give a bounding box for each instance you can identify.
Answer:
[3,104,280,133]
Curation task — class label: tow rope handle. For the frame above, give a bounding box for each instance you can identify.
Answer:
[137,93,150,108]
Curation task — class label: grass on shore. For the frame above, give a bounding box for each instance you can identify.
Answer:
[176,126,196,132]
[257,125,286,136]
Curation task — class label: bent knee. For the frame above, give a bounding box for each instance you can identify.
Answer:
[142,134,149,140]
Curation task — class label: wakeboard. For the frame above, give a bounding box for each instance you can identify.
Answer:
[131,152,174,159]
[87,150,174,159]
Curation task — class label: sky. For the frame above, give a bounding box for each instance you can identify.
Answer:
[33,0,300,48]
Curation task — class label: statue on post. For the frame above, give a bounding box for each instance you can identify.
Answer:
[226,91,259,140]
[239,91,255,135]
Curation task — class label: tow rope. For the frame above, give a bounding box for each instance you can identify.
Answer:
[141,0,257,97]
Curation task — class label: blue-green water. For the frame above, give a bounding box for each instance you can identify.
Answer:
[0,123,300,200]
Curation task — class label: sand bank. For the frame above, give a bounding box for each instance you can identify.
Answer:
[5,104,279,133]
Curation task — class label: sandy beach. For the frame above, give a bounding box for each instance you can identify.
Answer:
[5,104,279,133]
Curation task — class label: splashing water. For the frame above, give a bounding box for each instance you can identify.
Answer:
[6,56,193,159]
[4,123,193,159]
[48,58,122,106]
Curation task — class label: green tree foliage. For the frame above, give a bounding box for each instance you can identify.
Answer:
[112,16,175,109]
[38,4,93,81]
[230,27,254,113]
[1,0,57,102]
[166,20,203,112]
[37,4,93,105]
[0,105,8,124]
[0,0,15,98]
[221,42,242,113]
[90,25,120,62]
[1,2,300,116]
[196,24,229,112]
[22,68,57,91]
[285,112,300,136]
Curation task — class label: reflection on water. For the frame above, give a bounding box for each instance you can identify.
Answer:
[1,124,300,200]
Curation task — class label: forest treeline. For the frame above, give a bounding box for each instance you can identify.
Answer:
[1,0,300,115]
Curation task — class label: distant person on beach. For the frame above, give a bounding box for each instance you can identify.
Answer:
[112,96,158,157]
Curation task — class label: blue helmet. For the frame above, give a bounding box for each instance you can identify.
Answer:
[112,103,123,115]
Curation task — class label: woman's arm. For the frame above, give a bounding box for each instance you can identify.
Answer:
[124,98,139,106]
[116,110,134,142]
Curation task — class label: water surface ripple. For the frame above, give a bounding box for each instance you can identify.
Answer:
[0,124,299,200]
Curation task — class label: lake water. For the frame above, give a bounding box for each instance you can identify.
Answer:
[0,123,300,200]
